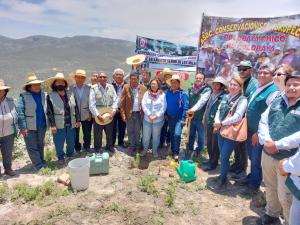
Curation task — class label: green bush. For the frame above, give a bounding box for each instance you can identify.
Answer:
[138,175,158,195]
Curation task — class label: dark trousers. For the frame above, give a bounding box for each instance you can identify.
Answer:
[93,120,114,151]
[233,141,248,173]
[160,118,170,145]
[0,134,14,170]
[75,119,93,151]
[24,128,46,170]
[206,125,219,168]
[112,111,126,146]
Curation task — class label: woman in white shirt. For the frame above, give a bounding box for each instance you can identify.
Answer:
[141,79,167,158]
[213,76,248,190]
[0,79,18,176]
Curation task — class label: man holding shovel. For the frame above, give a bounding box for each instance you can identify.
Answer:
[186,73,211,160]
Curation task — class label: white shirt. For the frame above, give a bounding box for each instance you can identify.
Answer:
[142,91,167,123]
[215,94,248,126]
[248,81,279,107]
[258,94,300,149]
[0,99,14,137]
[132,88,139,112]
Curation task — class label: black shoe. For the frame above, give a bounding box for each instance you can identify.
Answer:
[231,171,247,180]
[229,164,238,172]
[215,178,227,191]
[241,187,259,196]
[203,165,217,171]
[256,214,280,225]
[235,177,248,186]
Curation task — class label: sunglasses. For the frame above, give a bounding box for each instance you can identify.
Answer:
[238,67,250,72]
[273,73,286,77]
[98,76,107,78]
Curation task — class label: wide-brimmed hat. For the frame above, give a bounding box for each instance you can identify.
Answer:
[94,107,113,125]
[45,72,72,89]
[22,73,43,90]
[0,79,11,91]
[208,77,228,87]
[166,74,185,88]
[69,69,87,79]
[126,54,146,66]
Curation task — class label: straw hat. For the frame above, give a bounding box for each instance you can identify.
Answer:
[94,107,113,125]
[208,77,228,87]
[166,74,185,88]
[22,73,43,90]
[69,69,87,79]
[0,79,11,91]
[45,72,72,88]
[126,54,146,66]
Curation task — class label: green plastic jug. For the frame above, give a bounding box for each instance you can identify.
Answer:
[175,160,197,183]
[87,152,109,175]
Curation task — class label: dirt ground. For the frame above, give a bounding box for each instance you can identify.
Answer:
[0,132,267,225]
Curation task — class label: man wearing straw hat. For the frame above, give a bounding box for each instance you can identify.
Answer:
[69,69,92,153]
[159,68,173,149]
[0,79,18,176]
[16,73,48,171]
[46,72,80,164]
[165,74,189,159]
[89,71,118,153]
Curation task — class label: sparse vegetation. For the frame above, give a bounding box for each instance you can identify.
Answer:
[164,181,176,207]
[12,180,69,204]
[0,182,9,204]
[48,204,72,219]
[138,175,158,195]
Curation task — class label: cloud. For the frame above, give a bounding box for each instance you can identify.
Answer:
[0,0,300,46]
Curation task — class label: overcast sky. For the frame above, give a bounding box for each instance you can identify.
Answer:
[0,0,300,46]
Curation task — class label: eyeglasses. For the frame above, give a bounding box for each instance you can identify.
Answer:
[238,67,250,72]
[273,73,286,77]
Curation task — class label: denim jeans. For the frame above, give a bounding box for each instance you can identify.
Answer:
[143,119,164,153]
[188,117,205,153]
[53,125,75,160]
[218,134,238,181]
[75,119,93,151]
[246,132,263,189]
[168,116,183,155]
[24,128,47,170]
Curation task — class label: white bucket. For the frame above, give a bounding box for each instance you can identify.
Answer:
[68,158,90,191]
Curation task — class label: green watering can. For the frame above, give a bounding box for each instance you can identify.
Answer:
[175,160,197,183]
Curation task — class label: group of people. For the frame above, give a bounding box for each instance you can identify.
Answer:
[0,56,300,224]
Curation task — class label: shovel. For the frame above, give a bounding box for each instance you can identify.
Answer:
[185,111,195,160]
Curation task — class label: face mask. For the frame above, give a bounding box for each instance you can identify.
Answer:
[55,85,65,91]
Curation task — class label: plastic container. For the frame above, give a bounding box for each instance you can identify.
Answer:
[68,158,90,191]
[88,152,109,175]
[175,160,197,183]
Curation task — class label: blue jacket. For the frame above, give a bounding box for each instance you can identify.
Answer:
[166,89,189,121]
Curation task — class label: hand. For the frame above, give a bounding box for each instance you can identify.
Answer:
[213,127,219,134]
[109,111,116,119]
[181,121,186,127]
[97,115,104,122]
[213,122,222,129]
[187,109,194,114]
[51,126,57,134]
[19,128,28,138]
[264,140,279,154]
[87,113,92,121]
[278,158,289,176]
[149,115,157,121]
[122,117,127,123]
[75,122,81,128]
[251,133,259,146]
